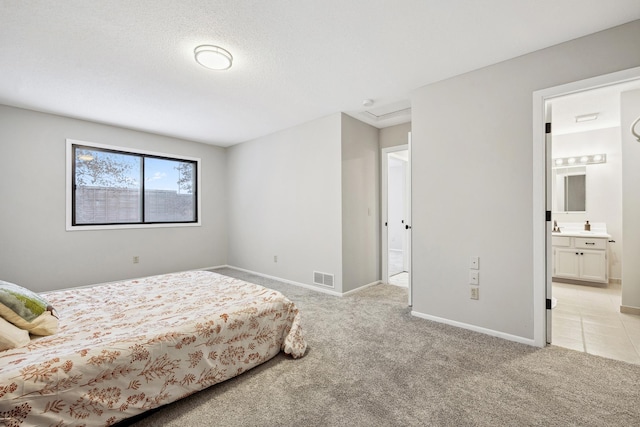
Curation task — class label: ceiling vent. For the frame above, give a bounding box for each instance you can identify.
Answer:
[361,99,411,123]
[362,108,412,121]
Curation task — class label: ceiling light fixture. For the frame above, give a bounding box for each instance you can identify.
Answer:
[362,99,374,108]
[194,45,233,70]
[575,113,598,123]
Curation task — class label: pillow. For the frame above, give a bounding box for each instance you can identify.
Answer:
[0,280,58,336]
[0,315,30,351]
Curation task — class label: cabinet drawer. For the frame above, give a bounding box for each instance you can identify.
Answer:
[574,238,607,250]
[552,236,571,247]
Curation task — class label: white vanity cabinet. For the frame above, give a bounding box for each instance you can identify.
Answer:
[552,235,608,283]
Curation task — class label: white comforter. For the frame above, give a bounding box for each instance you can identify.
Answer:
[0,270,306,426]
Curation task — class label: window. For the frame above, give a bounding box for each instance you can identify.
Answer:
[67,139,200,230]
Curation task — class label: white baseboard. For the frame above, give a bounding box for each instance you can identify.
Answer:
[221,266,381,298]
[224,265,344,297]
[342,280,381,296]
[198,265,228,272]
[621,305,640,315]
[410,310,537,347]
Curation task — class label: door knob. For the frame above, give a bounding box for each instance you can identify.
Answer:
[405,224,411,230]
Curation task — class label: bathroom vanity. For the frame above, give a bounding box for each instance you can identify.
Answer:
[552,224,610,284]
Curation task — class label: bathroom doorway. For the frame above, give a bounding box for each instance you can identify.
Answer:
[535,68,640,363]
[382,142,412,306]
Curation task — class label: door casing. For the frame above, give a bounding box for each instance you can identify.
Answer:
[532,66,640,347]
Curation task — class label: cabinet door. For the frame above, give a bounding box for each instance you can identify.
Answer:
[579,250,607,283]
[554,248,580,279]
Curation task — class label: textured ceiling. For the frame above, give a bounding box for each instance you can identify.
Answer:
[1,1,640,147]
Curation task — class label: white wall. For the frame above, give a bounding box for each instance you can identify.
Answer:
[621,88,640,311]
[226,114,344,291]
[0,105,227,292]
[552,127,623,280]
[341,114,380,292]
[410,20,640,341]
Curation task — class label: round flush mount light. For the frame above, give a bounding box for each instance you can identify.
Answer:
[362,99,374,108]
[194,45,233,70]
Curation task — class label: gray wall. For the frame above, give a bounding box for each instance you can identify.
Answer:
[341,113,380,292]
[621,88,640,311]
[226,113,344,291]
[0,105,227,292]
[410,20,640,341]
[380,122,411,149]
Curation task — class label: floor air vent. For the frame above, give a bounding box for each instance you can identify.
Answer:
[313,271,334,288]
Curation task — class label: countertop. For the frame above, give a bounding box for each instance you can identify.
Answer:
[552,231,611,239]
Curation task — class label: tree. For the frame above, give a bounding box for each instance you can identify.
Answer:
[175,162,194,194]
[75,148,137,188]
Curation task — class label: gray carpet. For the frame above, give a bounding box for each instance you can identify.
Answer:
[129,267,640,426]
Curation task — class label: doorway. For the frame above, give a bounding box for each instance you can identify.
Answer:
[382,142,412,305]
[533,66,640,360]
[548,88,638,363]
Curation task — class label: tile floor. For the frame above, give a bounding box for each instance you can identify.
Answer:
[552,281,640,365]
[389,272,408,287]
[389,250,405,276]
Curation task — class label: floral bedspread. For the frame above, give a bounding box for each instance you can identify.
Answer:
[0,270,306,426]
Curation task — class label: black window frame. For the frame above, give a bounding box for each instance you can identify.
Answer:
[69,141,199,228]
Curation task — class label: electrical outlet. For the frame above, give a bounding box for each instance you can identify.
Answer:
[470,286,479,300]
[469,271,479,285]
[470,256,479,270]
[133,256,139,264]
[274,255,278,263]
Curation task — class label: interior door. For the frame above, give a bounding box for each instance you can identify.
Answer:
[545,102,553,344]
[407,132,412,307]
[381,142,412,307]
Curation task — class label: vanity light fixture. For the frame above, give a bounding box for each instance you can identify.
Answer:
[552,153,606,168]
[194,45,233,70]
[575,113,598,123]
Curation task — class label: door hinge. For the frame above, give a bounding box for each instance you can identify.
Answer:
[546,298,552,310]
[546,211,551,222]
[545,122,551,134]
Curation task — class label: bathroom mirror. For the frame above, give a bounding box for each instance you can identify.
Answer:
[553,166,586,213]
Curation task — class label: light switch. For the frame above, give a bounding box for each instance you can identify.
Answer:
[469,271,479,285]
[470,256,479,270]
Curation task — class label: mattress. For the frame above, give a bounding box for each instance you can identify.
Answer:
[0,270,306,426]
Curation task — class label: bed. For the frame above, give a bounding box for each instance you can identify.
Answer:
[0,270,307,426]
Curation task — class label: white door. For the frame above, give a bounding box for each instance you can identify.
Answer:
[406,132,412,307]
[545,102,553,344]
[381,141,412,306]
